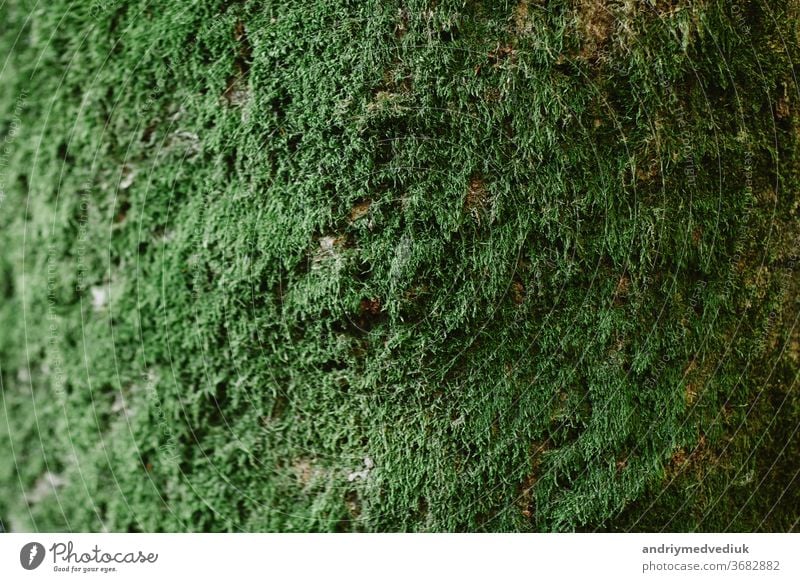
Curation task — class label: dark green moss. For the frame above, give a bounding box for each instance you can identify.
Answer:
[0,0,797,531]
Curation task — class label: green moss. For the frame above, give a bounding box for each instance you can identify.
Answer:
[0,0,798,532]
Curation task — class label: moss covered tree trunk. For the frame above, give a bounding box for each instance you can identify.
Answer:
[0,0,798,532]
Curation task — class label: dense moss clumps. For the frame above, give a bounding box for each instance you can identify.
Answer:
[0,0,798,532]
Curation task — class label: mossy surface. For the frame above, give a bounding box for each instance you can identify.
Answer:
[0,0,798,532]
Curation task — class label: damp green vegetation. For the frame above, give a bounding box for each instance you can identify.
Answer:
[0,0,798,532]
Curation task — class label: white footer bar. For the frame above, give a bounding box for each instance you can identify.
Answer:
[1,533,797,581]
